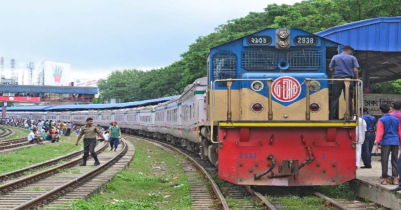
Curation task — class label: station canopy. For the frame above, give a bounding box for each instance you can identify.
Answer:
[5,95,179,112]
[0,85,98,94]
[316,17,401,85]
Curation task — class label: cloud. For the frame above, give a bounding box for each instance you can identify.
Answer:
[0,0,302,82]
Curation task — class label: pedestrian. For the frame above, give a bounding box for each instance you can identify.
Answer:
[62,122,67,136]
[66,122,72,136]
[75,118,106,166]
[390,101,401,121]
[27,128,43,144]
[328,45,360,120]
[374,104,401,185]
[356,115,367,169]
[361,107,377,168]
[109,121,122,152]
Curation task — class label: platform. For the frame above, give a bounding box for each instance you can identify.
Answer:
[351,156,401,210]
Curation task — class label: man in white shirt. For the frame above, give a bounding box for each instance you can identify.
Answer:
[356,116,367,168]
[27,129,43,144]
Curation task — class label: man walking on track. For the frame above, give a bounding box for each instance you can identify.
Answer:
[361,107,377,168]
[75,118,107,166]
[328,45,360,120]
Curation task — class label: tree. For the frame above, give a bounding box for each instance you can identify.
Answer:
[98,0,401,101]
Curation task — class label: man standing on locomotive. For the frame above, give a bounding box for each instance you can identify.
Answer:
[328,45,360,120]
[75,118,107,166]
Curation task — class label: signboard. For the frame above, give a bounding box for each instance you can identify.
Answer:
[364,94,401,115]
[75,79,98,87]
[44,61,71,86]
[0,96,41,102]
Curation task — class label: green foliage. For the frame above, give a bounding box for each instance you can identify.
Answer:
[371,80,401,94]
[99,0,401,100]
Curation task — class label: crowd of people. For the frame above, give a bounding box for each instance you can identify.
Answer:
[356,102,401,192]
[1,117,122,161]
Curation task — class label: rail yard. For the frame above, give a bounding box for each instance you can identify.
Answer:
[1,1,401,209]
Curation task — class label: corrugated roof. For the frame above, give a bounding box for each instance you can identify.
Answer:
[316,17,401,52]
[44,95,179,111]
[7,106,51,111]
[0,85,98,94]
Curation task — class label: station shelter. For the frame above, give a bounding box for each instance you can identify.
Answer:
[316,17,401,115]
[0,84,98,105]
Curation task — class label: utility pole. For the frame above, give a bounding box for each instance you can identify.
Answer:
[0,57,4,82]
[27,62,34,85]
[11,59,15,83]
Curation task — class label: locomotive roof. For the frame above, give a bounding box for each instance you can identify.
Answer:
[209,28,341,50]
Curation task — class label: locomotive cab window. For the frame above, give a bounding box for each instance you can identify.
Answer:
[212,51,237,82]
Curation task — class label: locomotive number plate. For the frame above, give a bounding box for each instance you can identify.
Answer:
[246,36,272,46]
[239,153,257,159]
[294,35,318,45]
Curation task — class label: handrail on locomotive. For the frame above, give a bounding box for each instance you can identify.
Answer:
[209,78,363,143]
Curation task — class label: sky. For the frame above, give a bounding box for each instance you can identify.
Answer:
[0,0,301,84]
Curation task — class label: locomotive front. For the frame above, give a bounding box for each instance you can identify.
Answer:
[202,28,363,186]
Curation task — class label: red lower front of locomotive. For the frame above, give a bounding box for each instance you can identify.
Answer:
[218,126,356,186]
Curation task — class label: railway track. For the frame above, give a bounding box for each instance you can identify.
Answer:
[0,142,114,209]
[0,145,85,183]
[124,135,229,210]
[0,127,15,139]
[126,134,384,210]
[0,138,29,151]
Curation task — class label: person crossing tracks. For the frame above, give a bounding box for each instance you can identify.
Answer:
[75,118,107,166]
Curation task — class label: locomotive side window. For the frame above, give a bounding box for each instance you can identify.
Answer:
[212,51,237,81]
[241,50,278,71]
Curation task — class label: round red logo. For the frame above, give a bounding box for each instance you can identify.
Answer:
[272,76,301,102]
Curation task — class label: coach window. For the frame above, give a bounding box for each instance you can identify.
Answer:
[212,51,237,81]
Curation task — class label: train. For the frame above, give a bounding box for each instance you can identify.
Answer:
[6,28,363,187]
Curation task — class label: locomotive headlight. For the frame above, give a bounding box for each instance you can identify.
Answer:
[309,80,321,92]
[251,81,264,92]
[251,102,264,112]
[278,40,289,48]
[278,30,289,39]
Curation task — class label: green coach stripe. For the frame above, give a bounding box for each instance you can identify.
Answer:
[194,90,206,95]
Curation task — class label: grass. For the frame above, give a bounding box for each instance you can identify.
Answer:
[2,126,30,141]
[318,182,358,200]
[32,187,45,191]
[0,126,81,175]
[70,139,192,210]
[265,195,325,210]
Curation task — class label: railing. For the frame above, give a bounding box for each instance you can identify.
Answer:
[209,78,363,143]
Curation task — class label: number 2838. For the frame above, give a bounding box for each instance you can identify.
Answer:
[239,153,257,159]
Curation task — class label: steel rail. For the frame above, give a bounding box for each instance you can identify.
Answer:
[0,138,26,146]
[12,140,128,210]
[0,139,30,151]
[246,186,277,210]
[0,128,14,139]
[0,147,85,182]
[314,192,351,210]
[127,135,230,210]
[0,142,108,195]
